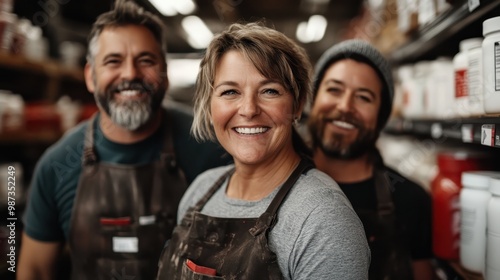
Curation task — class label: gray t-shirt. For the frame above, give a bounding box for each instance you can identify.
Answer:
[178,165,370,280]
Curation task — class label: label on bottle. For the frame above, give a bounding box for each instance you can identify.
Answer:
[468,0,480,12]
[455,69,467,97]
[468,51,482,97]
[495,42,500,92]
[460,206,475,245]
[482,124,495,147]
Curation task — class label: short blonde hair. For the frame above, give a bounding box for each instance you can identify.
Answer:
[191,22,313,142]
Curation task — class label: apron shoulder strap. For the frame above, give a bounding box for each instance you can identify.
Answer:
[82,114,99,166]
[158,109,179,172]
[373,168,395,216]
[249,159,314,236]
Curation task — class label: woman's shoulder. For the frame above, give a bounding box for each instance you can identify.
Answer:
[283,168,354,211]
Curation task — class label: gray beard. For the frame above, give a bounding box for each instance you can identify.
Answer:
[108,98,152,131]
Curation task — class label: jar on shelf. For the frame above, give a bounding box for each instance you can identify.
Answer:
[425,57,454,119]
[486,176,500,280]
[460,171,499,274]
[453,38,482,118]
[431,151,495,260]
[482,16,500,114]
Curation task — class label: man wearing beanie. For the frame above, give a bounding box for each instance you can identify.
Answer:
[307,39,433,280]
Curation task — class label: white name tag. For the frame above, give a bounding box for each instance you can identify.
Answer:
[139,215,156,225]
[112,237,138,253]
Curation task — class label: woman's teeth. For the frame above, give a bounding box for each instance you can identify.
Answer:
[235,127,269,135]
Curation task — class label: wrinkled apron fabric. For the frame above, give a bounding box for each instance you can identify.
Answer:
[360,168,414,280]
[69,112,187,280]
[156,159,313,280]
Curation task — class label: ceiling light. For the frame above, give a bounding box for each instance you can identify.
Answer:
[149,0,196,17]
[168,58,202,88]
[182,16,214,49]
[173,0,196,15]
[296,15,327,43]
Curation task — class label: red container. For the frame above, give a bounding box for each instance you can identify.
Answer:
[432,151,495,260]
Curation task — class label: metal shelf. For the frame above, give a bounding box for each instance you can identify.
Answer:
[389,0,500,65]
[385,117,500,148]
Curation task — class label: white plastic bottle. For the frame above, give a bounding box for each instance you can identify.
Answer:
[404,61,429,119]
[425,58,454,119]
[453,38,482,117]
[459,171,498,273]
[486,176,500,280]
[482,16,500,114]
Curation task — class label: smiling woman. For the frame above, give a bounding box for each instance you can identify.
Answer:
[156,22,370,280]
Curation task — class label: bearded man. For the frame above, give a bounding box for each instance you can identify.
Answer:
[307,39,434,280]
[18,1,228,279]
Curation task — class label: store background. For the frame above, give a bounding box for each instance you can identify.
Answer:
[1,0,500,279]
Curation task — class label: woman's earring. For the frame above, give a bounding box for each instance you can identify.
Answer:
[293,116,300,125]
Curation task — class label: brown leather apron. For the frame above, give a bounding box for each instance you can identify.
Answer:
[156,159,313,280]
[358,168,414,280]
[69,111,188,280]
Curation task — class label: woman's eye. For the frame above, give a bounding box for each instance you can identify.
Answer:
[220,90,237,96]
[326,87,342,95]
[263,88,279,95]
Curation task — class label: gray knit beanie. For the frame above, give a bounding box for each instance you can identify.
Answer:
[313,39,394,130]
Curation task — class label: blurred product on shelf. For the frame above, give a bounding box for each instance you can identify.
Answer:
[459,171,500,274]
[467,40,485,117]
[55,96,82,131]
[377,134,438,191]
[0,90,23,132]
[0,0,13,13]
[0,10,15,52]
[22,24,48,61]
[0,8,49,60]
[401,61,430,119]
[482,16,500,115]
[396,0,419,34]
[432,151,496,261]
[0,91,98,136]
[59,41,85,69]
[426,58,455,119]
[486,176,500,280]
[453,38,483,118]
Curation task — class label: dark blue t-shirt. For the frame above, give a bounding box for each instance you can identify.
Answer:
[23,105,231,241]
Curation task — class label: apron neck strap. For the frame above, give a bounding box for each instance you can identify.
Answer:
[249,158,314,236]
[193,168,235,211]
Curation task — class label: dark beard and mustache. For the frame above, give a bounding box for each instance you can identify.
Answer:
[94,79,166,131]
[308,110,379,159]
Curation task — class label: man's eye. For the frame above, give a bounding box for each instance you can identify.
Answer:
[139,59,155,66]
[104,59,120,65]
[357,95,373,103]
